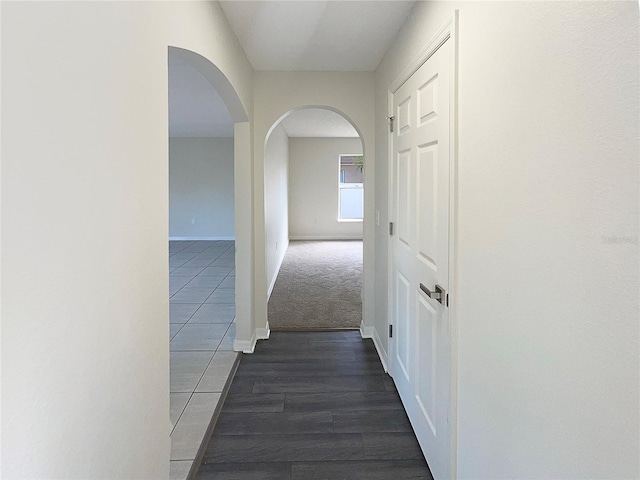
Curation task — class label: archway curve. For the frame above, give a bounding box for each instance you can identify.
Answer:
[262,104,367,331]
[166,42,255,473]
[166,44,254,346]
[168,46,248,123]
[264,105,365,153]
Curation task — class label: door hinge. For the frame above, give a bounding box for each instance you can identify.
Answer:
[389,222,394,236]
[389,324,393,338]
[388,116,395,133]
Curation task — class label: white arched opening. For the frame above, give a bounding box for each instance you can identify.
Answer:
[166,45,252,476]
[261,106,366,333]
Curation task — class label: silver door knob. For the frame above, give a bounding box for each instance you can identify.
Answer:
[420,283,446,305]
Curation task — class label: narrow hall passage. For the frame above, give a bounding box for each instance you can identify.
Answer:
[196,331,433,479]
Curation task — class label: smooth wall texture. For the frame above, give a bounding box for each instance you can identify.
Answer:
[289,137,363,239]
[375,1,639,478]
[264,124,290,297]
[253,71,375,339]
[169,137,234,239]
[1,2,253,478]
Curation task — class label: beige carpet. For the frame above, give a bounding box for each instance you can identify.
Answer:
[268,241,363,330]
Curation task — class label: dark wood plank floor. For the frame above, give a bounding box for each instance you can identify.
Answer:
[195,331,433,480]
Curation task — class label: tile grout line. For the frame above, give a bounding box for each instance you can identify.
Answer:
[191,342,223,395]
[170,391,195,437]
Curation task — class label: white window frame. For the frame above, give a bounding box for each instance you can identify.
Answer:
[338,153,364,222]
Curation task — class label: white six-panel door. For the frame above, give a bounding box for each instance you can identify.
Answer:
[389,36,452,480]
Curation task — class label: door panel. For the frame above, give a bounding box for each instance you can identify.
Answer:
[395,271,412,382]
[417,294,437,436]
[398,95,412,135]
[417,143,438,270]
[397,150,411,246]
[389,37,452,480]
[418,73,438,124]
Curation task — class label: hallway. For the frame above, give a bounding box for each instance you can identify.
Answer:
[196,331,433,479]
[3,2,637,479]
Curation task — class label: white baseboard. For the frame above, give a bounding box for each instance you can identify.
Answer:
[233,323,271,354]
[267,239,289,300]
[289,235,363,241]
[256,322,271,341]
[372,326,388,373]
[233,330,257,353]
[360,322,388,373]
[169,236,235,241]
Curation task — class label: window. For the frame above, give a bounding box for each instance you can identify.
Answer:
[338,154,363,221]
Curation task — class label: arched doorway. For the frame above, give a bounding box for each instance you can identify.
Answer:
[166,46,250,479]
[262,106,366,331]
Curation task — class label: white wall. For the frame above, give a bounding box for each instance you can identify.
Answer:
[264,124,289,297]
[253,71,376,340]
[375,1,639,478]
[0,2,253,478]
[169,137,234,239]
[289,137,363,240]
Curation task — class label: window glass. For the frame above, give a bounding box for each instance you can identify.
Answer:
[339,155,363,220]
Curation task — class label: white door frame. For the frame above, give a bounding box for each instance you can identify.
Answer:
[386,11,459,478]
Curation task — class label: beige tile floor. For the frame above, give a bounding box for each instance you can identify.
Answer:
[169,240,238,480]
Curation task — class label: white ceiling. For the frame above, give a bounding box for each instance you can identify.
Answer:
[168,52,234,137]
[219,1,416,71]
[280,108,359,137]
[170,1,415,137]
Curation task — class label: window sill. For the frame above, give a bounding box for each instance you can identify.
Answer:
[337,218,363,223]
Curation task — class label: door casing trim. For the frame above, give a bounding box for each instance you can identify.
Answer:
[386,11,459,479]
